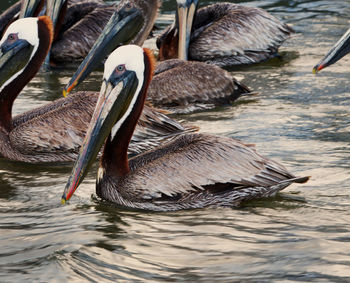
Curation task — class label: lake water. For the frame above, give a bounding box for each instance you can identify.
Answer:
[1,0,350,281]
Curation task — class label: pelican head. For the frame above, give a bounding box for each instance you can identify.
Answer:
[19,0,44,18]
[313,27,350,73]
[63,0,158,97]
[61,45,154,203]
[176,0,198,60]
[0,16,53,92]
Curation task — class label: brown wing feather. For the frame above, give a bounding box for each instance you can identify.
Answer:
[11,92,96,155]
[124,133,296,199]
[147,59,250,112]
[190,3,293,64]
[10,92,193,161]
[51,3,115,62]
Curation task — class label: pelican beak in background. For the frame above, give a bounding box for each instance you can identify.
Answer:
[61,67,138,203]
[177,0,198,60]
[19,0,43,18]
[42,0,67,68]
[313,27,350,74]
[0,38,33,87]
[46,0,67,28]
[62,5,144,97]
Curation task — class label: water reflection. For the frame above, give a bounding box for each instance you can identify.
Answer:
[1,0,350,282]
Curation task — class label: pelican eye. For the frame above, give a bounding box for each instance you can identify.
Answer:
[125,2,133,10]
[7,33,18,42]
[116,64,125,73]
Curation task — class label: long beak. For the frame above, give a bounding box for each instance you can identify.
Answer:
[61,71,138,203]
[177,0,197,60]
[0,40,33,87]
[42,0,67,69]
[46,0,66,28]
[313,27,350,73]
[62,6,144,97]
[19,0,43,18]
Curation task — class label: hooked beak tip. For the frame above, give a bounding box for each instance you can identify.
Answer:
[312,64,324,74]
[63,82,76,97]
[61,196,67,205]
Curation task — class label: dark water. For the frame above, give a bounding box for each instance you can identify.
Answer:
[1,0,350,282]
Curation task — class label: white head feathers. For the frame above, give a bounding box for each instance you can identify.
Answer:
[0,17,39,47]
[104,45,145,85]
[102,45,146,141]
[0,17,40,92]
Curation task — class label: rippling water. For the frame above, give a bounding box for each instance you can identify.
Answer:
[1,0,350,282]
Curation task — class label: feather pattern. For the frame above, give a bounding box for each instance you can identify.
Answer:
[51,0,159,62]
[0,0,113,62]
[148,59,251,113]
[51,1,115,62]
[157,3,294,66]
[97,133,308,211]
[3,91,194,163]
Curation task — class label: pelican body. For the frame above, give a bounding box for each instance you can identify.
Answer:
[62,0,251,113]
[157,0,294,67]
[0,17,193,163]
[148,59,251,113]
[47,0,160,63]
[0,0,126,63]
[62,45,309,211]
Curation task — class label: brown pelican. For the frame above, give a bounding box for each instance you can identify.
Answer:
[47,0,160,64]
[0,0,144,64]
[61,45,309,211]
[157,0,294,66]
[46,0,116,64]
[147,59,251,113]
[0,17,194,163]
[62,0,252,113]
[313,28,350,73]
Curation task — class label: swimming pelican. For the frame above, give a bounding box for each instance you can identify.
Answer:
[157,0,294,66]
[147,59,251,113]
[0,17,193,163]
[0,0,152,64]
[61,45,309,211]
[313,27,350,73]
[62,0,252,113]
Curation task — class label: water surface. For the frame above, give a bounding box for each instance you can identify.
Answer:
[1,0,350,282]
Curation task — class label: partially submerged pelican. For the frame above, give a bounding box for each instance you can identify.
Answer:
[47,0,154,64]
[62,0,251,113]
[0,17,193,163]
[147,59,251,113]
[61,45,309,211]
[313,27,350,73]
[157,0,294,66]
[63,0,158,94]
[0,0,136,63]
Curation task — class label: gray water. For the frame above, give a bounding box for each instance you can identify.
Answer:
[1,0,350,282]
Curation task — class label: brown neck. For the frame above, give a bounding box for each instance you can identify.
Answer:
[0,16,53,132]
[102,51,154,177]
[158,28,179,61]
